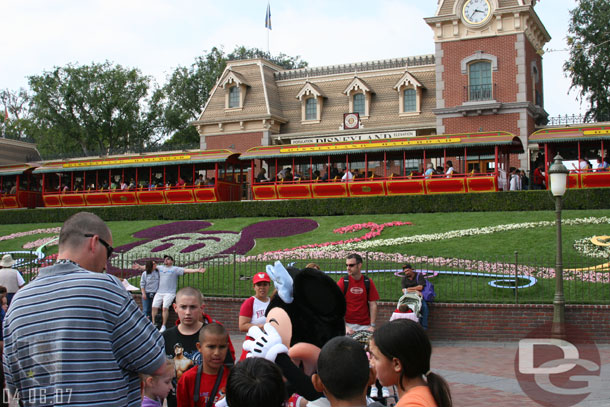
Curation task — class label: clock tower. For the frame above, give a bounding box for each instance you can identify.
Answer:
[425,0,550,167]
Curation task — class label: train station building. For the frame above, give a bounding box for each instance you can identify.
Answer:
[193,0,549,171]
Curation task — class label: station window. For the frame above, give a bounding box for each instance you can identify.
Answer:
[468,61,492,101]
[353,93,365,116]
[228,86,240,108]
[305,98,317,121]
[403,89,417,112]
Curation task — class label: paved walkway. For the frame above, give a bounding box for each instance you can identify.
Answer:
[431,342,610,407]
[231,335,610,407]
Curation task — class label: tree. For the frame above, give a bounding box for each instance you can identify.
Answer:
[0,88,34,141]
[157,46,307,146]
[564,0,610,121]
[28,61,162,157]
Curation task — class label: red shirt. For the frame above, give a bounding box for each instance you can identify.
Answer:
[337,275,379,325]
[176,365,230,407]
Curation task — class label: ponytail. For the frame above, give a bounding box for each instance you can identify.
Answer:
[426,372,452,407]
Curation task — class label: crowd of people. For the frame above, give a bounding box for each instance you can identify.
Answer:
[51,176,219,194]
[254,160,462,184]
[1,211,450,407]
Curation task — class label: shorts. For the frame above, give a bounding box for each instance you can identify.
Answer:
[152,293,176,309]
[346,322,372,332]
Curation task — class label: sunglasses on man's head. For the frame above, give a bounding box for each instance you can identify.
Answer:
[84,234,114,260]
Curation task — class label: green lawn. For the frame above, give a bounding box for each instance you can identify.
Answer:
[3,209,610,304]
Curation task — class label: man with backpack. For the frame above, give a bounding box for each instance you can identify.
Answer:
[401,264,430,330]
[338,253,379,334]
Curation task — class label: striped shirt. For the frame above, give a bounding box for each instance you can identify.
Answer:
[2,262,166,406]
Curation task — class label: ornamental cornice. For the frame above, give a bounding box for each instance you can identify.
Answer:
[343,77,374,95]
[219,70,250,89]
[425,5,550,52]
[296,81,326,100]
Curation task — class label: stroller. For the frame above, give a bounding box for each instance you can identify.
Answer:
[395,292,423,323]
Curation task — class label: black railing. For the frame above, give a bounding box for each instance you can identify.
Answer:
[547,114,610,126]
[275,55,435,80]
[467,84,494,101]
[15,251,610,304]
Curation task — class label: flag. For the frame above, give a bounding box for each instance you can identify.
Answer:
[265,3,272,30]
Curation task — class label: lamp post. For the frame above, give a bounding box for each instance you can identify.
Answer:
[548,154,569,339]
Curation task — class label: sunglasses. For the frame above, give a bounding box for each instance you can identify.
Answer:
[346,263,358,267]
[84,234,114,260]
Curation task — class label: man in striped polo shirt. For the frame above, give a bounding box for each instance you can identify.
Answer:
[3,212,166,406]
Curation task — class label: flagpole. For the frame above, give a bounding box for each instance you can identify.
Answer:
[265,2,271,55]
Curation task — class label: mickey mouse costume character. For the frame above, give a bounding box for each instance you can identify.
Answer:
[243,261,346,403]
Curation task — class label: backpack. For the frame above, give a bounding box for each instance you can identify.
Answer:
[419,273,436,302]
[343,275,370,298]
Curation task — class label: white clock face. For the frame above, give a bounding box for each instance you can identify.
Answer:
[344,113,359,129]
[463,0,491,25]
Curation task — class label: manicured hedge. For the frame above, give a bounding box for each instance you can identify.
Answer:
[2,188,609,224]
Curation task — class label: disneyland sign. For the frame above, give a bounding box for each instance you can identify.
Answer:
[290,130,416,145]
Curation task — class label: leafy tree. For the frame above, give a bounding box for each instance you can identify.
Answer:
[28,61,162,157]
[564,0,610,121]
[0,88,34,142]
[158,46,307,146]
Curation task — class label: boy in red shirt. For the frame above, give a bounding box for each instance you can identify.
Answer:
[176,323,230,407]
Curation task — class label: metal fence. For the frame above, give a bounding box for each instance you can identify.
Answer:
[14,251,610,305]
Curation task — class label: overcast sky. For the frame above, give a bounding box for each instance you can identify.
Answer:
[0,0,583,116]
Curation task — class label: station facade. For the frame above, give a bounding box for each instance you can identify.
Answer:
[193,0,550,171]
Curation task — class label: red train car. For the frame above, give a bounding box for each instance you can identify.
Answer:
[529,124,610,189]
[240,131,524,200]
[0,164,43,209]
[32,149,246,208]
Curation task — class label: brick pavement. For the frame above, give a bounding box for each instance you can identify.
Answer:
[231,335,610,407]
[431,342,610,407]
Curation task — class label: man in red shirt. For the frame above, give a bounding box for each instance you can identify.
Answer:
[338,253,379,334]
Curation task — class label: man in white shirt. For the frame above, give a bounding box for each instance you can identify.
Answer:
[0,254,25,305]
[341,169,354,181]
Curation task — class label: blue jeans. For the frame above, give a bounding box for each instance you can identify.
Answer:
[142,292,155,320]
[420,299,429,329]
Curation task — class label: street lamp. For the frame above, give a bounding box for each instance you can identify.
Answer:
[548,154,569,339]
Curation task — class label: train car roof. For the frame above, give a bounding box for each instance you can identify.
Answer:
[0,163,39,176]
[529,124,610,144]
[239,131,522,160]
[33,149,240,173]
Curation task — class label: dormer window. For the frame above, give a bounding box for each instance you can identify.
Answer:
[403,89,417,112]
[353,93,365,116]
[219,70,249,110]
[394,71,424,116]
[296,81,325,123]
[305,97,317,120]
[344,77,373,119]
[228,86,240,108]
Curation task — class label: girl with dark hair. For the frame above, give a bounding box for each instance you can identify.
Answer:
[369,319,452,407]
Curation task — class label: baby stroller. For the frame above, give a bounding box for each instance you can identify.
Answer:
[395,292,423,323]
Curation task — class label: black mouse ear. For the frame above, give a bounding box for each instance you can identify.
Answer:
[293,268,346,319]
[290,268,346,347]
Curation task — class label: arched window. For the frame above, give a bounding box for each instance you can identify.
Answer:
[403,89,417,112]
[305,98,317,120]
[353,93,365,116]
[468,61,492,101]
[228,86,240,108]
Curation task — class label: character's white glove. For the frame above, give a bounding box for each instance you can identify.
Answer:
[243,323,288,362]
[266,261,294,303]
[215,397,227,407]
